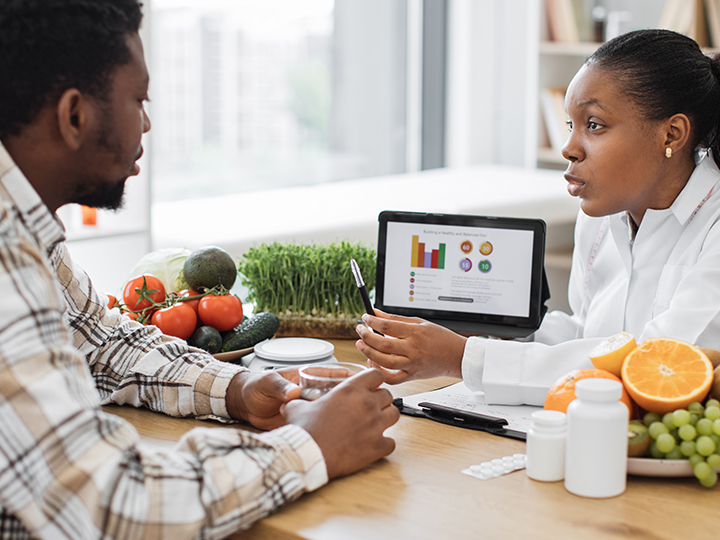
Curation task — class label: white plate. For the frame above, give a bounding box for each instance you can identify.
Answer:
[254,337,335,363]
[627,457,720,477]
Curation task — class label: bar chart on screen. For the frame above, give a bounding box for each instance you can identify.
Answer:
[411,235,446,269]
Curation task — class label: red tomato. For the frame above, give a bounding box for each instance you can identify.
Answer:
[198,294,243,332]
[106,294,119,310]
[151,303,197,340]
[179,289,202,316]
[124,311,139,321]
[123,275,166,312]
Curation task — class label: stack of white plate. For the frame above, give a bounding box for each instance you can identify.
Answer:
[242,337,337,372]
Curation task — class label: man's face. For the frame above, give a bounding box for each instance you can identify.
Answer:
[71,32,151,210]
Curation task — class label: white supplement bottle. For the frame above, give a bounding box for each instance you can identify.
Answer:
[564,378,628,498]
[526,410,567,482]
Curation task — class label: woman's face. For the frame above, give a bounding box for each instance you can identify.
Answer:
[562,64,672,224]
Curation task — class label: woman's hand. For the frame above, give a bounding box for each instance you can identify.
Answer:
[355,309,467,384]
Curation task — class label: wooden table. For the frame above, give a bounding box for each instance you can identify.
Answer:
[104,341,717,540]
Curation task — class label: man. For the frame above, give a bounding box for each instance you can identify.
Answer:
[0,1,399,538]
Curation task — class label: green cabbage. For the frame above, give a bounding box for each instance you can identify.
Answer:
[126,247,191,294]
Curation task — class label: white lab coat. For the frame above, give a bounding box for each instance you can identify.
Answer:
[462,153,720,406]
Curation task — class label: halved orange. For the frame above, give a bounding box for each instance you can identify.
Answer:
[621,338,714,415]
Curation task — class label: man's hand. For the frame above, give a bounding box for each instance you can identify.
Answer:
[226,368,302,430]
[354,309,466,384]
[282,368,399,479]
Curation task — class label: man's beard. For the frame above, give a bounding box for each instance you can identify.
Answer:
[72,177,127,210]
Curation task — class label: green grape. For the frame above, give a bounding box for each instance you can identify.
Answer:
[707,453,720,468]
[694,460,713,480]
[705,406,720,422]
[690,412,700,425]
[664,447,683,460]
[643,412,661,427]
[689,454,705,467]
[656,433,676,453]
[697,435,717,457]
[699,469,718,488]
[697,418,714,436]
[714,419,720,436]
[649,421,669,440]
[688,401,705,414]
[711,434,720,446]
[678,424,698,442]
[706,399,720,409]
[672,409,691,427]
[649,442,665,459]
[662,412,676,430]
[680,440,697,457]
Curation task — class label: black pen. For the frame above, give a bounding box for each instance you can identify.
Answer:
[350,258,383,335]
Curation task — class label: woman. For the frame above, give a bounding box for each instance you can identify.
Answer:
[355,29,720,406]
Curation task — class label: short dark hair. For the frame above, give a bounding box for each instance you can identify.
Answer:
[587,29,720,168]
[0,0,144,141]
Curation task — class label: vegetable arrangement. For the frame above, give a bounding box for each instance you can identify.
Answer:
[238,241,376,319]
[111,245,277,355]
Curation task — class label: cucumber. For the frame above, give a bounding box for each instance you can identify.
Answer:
[221,312,280,352]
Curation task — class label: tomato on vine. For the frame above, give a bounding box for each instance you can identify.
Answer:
[179,289,203,317]
[198,294,243,332]
[106,294,119,310]
[123,275,166,312]
[151,303,197,340]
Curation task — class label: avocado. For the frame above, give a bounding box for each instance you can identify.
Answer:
[189,325,223,354]
[222,312,280,352]
[182,246,237,292]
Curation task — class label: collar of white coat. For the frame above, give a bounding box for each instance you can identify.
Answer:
[667,150,720,226]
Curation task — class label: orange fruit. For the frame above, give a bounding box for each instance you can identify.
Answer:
[588,331,637,377]
[621,338,714,415]
[544,368,634,418]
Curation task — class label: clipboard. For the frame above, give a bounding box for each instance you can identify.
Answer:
[394,398,527,441]
[393,381,541,441]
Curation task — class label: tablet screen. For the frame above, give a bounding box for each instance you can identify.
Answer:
[375,211,548,337]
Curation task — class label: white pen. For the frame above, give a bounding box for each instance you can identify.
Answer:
[350,258,383,335]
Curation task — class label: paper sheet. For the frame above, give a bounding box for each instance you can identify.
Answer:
[400,381,541,433]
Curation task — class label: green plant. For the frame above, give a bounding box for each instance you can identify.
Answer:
[238,242,376,318]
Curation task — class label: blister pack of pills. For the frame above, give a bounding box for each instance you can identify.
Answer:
[461,453,527,480]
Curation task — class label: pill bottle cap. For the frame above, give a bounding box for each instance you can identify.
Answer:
[530,409,566,427]
[574,378,623,402]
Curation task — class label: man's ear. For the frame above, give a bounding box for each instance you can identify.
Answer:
[56,88,92,151]
[662,113,692,155]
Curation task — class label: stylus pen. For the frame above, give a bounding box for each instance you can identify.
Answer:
[350,258,383,336]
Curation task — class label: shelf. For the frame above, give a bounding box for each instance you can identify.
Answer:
[537,146,566,165]
[539,41,601,57]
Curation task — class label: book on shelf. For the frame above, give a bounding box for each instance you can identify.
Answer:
[545,0,580,42]
[659,0,711,47]
[706,0,720,47]
[540,87,569,153]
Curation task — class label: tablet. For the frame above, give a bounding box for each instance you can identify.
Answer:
[375,211,549,338]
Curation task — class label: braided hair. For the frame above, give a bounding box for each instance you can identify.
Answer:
[0,0,144,141]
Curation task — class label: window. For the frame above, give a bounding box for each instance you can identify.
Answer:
[149,0,416,203]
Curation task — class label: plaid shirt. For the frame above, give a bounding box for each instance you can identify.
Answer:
[0,144,327,539]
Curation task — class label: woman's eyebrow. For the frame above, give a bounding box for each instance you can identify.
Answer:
[576,98,607,111]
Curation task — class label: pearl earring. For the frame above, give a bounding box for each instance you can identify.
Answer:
[665,147,672,158]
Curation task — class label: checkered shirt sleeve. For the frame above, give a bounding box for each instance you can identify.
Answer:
[0,147,327,539]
